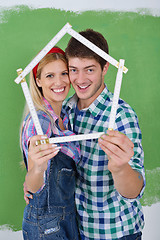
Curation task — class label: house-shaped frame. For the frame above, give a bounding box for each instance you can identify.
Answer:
[15,23,127,144]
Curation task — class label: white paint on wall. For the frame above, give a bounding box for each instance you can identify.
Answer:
[142,203,160,240]
[0,225,23,240]
[0,0,160,16]
[0,203,160,240]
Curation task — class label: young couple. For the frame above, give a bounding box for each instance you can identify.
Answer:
[21,29,145,240]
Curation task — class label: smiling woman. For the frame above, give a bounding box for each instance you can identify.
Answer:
[35,59,70,115]
[19,47,81,239]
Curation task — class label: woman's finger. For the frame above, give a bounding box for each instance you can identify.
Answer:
[29,135,48,149]
[38,149,61,163]
[37,146,61,159]
[29,141,58,156]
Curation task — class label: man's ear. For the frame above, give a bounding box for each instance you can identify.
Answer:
[36,78,42,87]
[102,62,109,76]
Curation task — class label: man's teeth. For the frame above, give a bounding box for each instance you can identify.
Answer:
[79,85,88,89]
[53,88,64,93]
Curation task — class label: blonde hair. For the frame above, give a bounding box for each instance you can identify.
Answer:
[20,51,68,153]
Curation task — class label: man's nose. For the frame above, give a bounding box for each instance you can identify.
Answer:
[75,70,86,83]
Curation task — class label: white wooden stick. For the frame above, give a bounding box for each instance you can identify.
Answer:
[108,59,125,130]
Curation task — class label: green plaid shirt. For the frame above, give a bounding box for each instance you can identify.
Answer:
[63,85,145,240]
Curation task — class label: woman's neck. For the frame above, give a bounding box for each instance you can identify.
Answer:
[50,101,63,117]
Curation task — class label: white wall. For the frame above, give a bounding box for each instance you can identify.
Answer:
[0,0,160,16]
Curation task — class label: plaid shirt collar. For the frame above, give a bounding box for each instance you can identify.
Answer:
[42,97,59,122]
[67,85,110,117]
[42,97,69,129]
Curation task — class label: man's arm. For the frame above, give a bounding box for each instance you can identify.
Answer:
[98,130,144,199]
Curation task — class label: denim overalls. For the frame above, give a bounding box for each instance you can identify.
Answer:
[22,150,80,240]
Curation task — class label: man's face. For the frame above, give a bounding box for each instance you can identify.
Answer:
[68,57,109,109]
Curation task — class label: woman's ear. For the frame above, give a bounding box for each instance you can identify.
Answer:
[36,78,42,87]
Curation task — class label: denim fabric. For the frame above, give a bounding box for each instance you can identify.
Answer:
[119,232,142,240]
[22,151,80,240]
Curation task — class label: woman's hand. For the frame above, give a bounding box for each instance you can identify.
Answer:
[28,135,61,173]
[25,135,61,193]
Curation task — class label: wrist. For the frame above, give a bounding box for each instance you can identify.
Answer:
[32,165,45,176]
[109,163,129,176]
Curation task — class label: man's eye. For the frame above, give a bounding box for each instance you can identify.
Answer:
[70,69,76,73]
[87,69,93,73]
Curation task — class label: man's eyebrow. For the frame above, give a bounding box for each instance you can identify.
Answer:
[69,66,77,68]
[84,65,96,69]
[69,65,96,69]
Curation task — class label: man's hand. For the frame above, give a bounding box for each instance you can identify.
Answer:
[98,130,134,173]
[23,182,33,205]
[98,130,143,198]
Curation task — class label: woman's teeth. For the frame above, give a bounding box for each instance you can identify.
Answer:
[52,88,64,93]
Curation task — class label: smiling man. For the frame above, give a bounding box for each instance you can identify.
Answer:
[68,57,108,109]
[64,29,145,240]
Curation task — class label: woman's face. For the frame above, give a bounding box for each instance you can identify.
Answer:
[36,59,70,108]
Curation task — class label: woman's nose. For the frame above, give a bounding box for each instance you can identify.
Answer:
[54,75,63,85]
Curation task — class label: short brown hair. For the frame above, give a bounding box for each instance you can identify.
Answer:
[65,29,109,70]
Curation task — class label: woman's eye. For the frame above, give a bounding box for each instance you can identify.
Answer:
[62,72,69,76]
[46,74,53,78]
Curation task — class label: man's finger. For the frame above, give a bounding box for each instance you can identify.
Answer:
[101,131,134,151]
